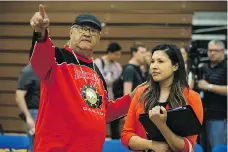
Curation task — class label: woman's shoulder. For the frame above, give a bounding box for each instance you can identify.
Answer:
[184,88,200,97]
[183,88,204,124]
[131,83,149,102]
[183,88,202,108]
[136,83,149,94]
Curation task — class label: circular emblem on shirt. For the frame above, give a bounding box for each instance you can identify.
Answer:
[82,84,102,109]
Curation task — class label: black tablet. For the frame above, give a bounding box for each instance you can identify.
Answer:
[139,105,202,141]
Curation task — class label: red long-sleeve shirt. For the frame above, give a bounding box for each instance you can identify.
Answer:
[121,86,203,152]
[30,35,131,152]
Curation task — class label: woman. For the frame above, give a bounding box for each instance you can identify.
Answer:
[180,46,194,89]
[121,44,203,152]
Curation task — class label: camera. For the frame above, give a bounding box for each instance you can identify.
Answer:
[187,41,209,90]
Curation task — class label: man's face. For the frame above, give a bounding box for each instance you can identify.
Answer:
[109,51,121,61]
[70,24,100,56]
[144,50,152,65]
[134,46,148,65]
[207,43,225,63]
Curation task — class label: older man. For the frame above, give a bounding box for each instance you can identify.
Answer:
[29,4,142,152]
[198,40,227,150]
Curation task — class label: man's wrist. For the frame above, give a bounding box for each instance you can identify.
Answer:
[35,29,48,42]
[208,84,213,91]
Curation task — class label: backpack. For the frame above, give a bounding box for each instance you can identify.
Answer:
[112,72,124,99]
[100,58,105,70]
[113,64,144,99]
[112,64,129,99]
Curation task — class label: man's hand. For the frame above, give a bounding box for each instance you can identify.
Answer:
[129,81,148,100]
[30,4,49,33]
[198,80,209,91]
[26,116,35,131]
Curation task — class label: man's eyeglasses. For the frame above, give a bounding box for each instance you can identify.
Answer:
[72,25,100,36]
[208,49,224,53]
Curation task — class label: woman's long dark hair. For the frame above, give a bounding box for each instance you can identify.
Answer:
[140,44,189,112]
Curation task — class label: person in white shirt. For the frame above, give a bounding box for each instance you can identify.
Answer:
[94,42,123,139]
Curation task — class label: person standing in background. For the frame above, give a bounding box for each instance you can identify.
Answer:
[141,48,152,82]
[95,42,122,101]
[198,40,227,151]
[94,42,123,139]
[118,43,147,132]
[15,31,40,152]
[15,64,40,152]
[123,42,147,95]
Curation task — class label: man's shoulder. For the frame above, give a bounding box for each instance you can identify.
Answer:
[55,47,74,62]
[204,60,227,70]
[201,62,209,69]
[124,64,136,71]
[22,64,34,74]
[220,59,227,69]
[94,57,103,65]
[201,63,210,73]
[94,57,103,62]
[22,64,40,79]
[56,47,69,53]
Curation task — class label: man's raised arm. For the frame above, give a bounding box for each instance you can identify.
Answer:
[29,4,54,81]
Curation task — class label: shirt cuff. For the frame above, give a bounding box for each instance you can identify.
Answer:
[121,133,136,150]
[181,138,193,152]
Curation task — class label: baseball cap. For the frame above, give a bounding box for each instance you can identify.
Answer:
[72,14,102,31]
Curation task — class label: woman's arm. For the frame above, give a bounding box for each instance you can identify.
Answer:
[149,106,186,151]
[128,136,153,150]
[129,136,170,152]
[157,123,186,151]
[121,86,169,151]
[150,89,204,152]
[121,87,144,149]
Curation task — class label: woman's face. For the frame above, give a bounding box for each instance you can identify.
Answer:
[180,48,188,63]
[150,50,178,82]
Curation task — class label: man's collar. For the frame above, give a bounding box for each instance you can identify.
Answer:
[64,45,93,63]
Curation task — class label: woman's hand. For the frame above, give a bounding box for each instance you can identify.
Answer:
[149,106,167,128]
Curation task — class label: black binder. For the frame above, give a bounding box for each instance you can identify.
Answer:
[139,105,202,141]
